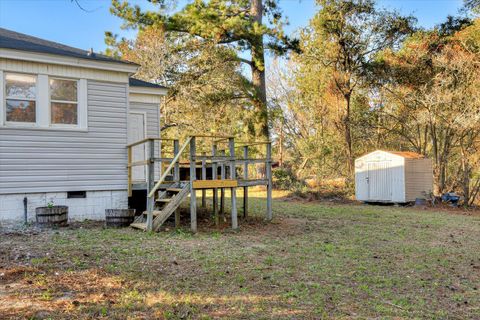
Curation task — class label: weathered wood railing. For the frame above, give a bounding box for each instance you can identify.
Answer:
[126,135,273,232]
[235,140,273,221]
[127,138,182,197]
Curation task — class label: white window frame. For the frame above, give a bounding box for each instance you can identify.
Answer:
[2,72,38,128]
[49,77,79,128]
[0,71,88,131]
[47,76,87,130]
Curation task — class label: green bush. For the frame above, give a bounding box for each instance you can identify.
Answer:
[272,167,306,192]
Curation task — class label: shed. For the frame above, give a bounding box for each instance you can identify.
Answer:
[355,150,433,203]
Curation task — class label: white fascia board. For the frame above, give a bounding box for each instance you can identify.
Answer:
[0,48,139,74]
[356,150,406,162]
[129,93,162,104]
[356,150,383,162]
[129,86,168,96]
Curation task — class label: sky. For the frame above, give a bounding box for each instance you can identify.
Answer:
[0,0,465,56]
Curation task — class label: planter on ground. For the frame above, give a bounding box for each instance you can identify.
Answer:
[36,206,68,227]
[105,209,136,228]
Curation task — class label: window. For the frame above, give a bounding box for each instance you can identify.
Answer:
[1,72,87,130]
[5,73,37,123]
[50,78,78,125]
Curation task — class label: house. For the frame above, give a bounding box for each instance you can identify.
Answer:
[355,150,433,203]
[0,28,166,224]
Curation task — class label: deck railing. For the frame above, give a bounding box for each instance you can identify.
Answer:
[126,135,273,232]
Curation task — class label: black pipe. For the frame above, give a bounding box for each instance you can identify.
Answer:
[23,197,28,224]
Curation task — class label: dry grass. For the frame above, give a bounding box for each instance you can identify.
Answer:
[1,190,480,319]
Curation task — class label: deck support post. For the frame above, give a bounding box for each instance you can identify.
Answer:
[229,138,238,230]
[173,140,181,228]
[243,146,249,218]
[127,147,132,197]
[212,144,219,226]
[201,152,207,208]
[266,142,272,221]
[189,137,197,233]
[220,150,226,220]
[146,139,155,231]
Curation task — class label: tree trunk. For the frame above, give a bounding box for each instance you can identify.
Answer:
[433,156,448,195]
[433,152,446,195]
[251,65,268,140]
[431,125,442,195]
[250,0,269,141]
[461,155,470,203]
[344,93,354,175]
[250,0,269,178]
[460,141,471,205]
[279,121,284,167]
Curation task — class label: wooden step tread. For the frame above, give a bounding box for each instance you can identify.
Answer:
[130,222,147,230]
[142,210,164,216]
[132,182,190,232]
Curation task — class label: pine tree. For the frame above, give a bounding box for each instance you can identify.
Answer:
[109,0,298,140]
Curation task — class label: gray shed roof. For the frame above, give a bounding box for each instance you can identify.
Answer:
[129,78,167,89]
[0,27,137,66]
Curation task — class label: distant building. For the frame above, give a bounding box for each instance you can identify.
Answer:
[355,150,433,203]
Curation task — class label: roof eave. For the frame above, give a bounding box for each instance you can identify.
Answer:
[0,48,139,74]
[356,150,424,161]
[129,86,168,96]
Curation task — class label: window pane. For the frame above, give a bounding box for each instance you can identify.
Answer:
[5,74,36,99]
[51,102,78,124]
[50,79,77,101]
[6,99,36,122]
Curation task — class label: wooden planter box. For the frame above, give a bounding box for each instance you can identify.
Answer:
[36,206,68,227]
[105,209,136,228]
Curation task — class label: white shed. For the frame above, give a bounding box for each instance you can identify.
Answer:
[355,150,433,203]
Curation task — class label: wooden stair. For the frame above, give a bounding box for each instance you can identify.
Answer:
[130,182,190,231]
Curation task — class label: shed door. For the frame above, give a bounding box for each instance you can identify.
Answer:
[367,161,392,201]
[128,113,146,181]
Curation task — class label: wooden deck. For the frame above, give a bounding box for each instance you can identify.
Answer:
[127,135,273,232]
[131,178,268,191]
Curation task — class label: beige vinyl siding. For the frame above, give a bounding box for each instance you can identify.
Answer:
[0,80,128,194]
[404,158,434,201]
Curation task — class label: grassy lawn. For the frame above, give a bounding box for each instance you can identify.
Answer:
[1,190,480,319]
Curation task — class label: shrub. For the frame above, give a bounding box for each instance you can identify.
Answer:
[272,167,306,191]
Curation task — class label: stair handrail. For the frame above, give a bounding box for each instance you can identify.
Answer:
[147,137,192,198]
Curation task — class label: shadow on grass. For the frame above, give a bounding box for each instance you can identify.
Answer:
[0,270,278,319]
[1,192,480,319]
[0,213,314,319]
